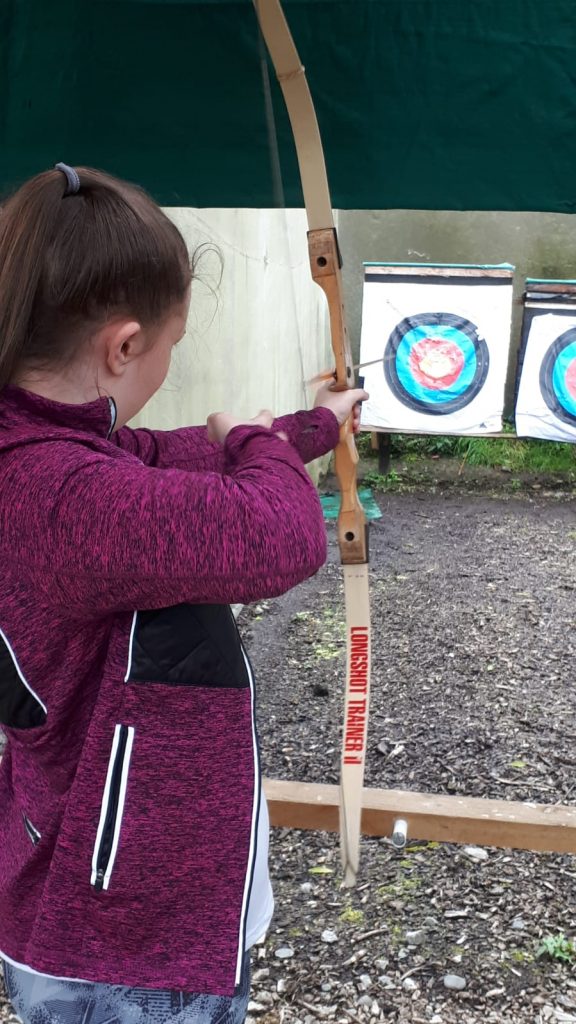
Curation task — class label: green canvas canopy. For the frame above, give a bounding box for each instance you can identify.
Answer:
[2,0,576,212]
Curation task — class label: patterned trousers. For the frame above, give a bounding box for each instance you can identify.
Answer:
[2,954,251,1024]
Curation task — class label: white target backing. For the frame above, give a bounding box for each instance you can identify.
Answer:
[359,264,514,435]
[515,281,576,442]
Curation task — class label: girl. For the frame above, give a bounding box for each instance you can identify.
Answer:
[0,165,366,1024]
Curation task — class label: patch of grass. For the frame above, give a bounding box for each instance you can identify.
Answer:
[339,906,365,926]
[509,948,534,964]
[537,933,575,963]
[362,429,576,476]
[451,945,467,959]
[377,876,421,900]
[403,877,421,891]
[312,642,340,660]
[389,434,463,458]
[311,608,346,660]
[403,840,442,854]
[356,432,376,458]
[291,604,345,664]
[322,608,346,637]
[364,469,403,492]
[458,435,576,474]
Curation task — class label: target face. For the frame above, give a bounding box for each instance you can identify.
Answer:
[539,327,576,427]
[359,266,514,435]
[384,312,490,415]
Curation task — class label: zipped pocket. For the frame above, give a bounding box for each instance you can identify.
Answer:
[22,812,41,846]
[91,724,135,892]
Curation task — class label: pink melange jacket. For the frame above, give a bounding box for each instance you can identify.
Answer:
[0,386,338,996]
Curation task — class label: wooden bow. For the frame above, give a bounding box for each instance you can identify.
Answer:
[253,0,371,886]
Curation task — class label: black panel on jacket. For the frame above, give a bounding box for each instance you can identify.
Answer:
[127,604,250,689]
[0,634,47,729]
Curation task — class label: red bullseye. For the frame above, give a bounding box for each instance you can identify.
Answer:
[409,338,464,390]
[566,360,576,400]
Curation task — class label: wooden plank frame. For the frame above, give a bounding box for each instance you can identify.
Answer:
[365,265,514,280]
[264,778,576,854]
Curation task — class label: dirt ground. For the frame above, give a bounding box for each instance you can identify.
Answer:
[1,474,575,1023]
[238,477,576,1024]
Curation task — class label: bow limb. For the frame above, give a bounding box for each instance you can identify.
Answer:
[253,0,371,886]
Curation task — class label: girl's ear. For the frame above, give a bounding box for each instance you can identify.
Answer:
[102,320,144,377]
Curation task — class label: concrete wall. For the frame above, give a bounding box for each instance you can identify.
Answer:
[339,210,576,412]
[132,208,331,439]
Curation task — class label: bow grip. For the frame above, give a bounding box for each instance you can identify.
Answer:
[334,429,369,565]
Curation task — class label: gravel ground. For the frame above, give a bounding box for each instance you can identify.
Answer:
[239,483,576,1024]
[1,480,575,1023]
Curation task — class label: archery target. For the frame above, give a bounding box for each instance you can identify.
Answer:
[359,266,514,434]
[384,312,490,415]
[516,311,576,441]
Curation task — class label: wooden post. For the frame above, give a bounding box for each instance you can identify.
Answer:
[377,432,391,474]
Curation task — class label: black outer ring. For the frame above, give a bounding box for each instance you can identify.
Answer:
[539,328,576,427]
[383,312,490,416]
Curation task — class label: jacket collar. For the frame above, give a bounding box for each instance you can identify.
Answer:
[0,386,118,439]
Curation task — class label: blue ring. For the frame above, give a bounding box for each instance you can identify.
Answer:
[384,312,490,415]
[396,326,477,402]
[539,330,576,426]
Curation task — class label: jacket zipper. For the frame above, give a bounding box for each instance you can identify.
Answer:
[91,724,135,892]
[234,618,261,986]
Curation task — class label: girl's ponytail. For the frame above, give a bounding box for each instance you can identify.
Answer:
[0,166,191,390]
[0,170,69,389]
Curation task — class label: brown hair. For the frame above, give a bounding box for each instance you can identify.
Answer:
[0,166,192,389]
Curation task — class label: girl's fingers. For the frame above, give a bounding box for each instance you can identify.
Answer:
[207,409,277,444]
[313,385,369,427]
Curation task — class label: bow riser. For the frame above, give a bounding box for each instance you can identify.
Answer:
[307,228,352,386]
[308,227,368,565]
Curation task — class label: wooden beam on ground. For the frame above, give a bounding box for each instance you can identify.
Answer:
[264,778,576,854]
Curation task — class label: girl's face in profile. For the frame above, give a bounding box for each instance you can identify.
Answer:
[116,293,190,427]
